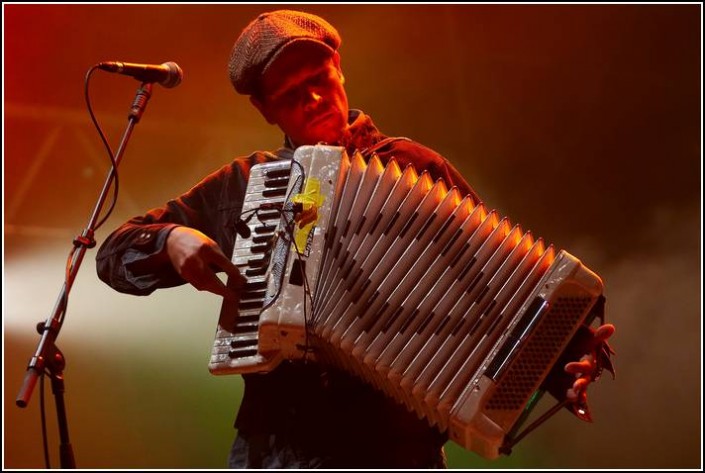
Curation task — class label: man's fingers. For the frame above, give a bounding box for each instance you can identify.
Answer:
[166,228,244,298]
[562,325,615,406]
[181,257,239,300]
[572,377,589,393]
[565,359,593,375]
[595,323,615,341]
[204,245,246,287]
[196,271,239,300]
[567,377,590,401]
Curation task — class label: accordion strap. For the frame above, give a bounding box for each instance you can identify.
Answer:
[359,136,412,158]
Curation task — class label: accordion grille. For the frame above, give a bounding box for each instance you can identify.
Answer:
[488,295,594,411]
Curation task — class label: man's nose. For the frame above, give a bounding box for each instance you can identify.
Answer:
[303,90,323,110]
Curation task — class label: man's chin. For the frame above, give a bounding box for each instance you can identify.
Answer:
[306,128,344,146]
[297,115,347,145]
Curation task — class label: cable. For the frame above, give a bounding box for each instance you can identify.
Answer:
[60,62,145,326]
[84,65,120,231]
[57,65,124,330]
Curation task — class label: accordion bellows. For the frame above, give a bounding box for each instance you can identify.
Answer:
[210,145,603,458]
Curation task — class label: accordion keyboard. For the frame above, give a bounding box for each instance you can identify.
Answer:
[209,160,292,371]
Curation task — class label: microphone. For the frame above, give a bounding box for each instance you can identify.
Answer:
[98,61,183,88]
[234,219,251,238]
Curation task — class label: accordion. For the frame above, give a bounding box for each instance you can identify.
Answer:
[209,145,604,459]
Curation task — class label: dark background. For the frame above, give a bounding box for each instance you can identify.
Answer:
[4,4,701,469]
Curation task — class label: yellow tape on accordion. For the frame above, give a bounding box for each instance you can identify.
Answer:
[209,145,604,459]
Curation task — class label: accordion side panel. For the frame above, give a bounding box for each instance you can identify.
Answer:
[258,146,347,358]
[447,250,603,459]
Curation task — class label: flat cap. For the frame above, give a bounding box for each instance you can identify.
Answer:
[228,10,342,95]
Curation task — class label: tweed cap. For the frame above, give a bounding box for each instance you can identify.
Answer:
[228,10,342,95]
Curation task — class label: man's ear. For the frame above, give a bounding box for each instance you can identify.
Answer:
[250,95,275,125]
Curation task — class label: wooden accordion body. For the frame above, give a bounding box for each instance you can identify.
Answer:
[209,145,604,459]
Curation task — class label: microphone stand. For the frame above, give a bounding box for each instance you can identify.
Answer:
[16,82,155,469]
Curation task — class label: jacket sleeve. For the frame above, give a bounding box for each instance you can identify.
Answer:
[95,161,245,296]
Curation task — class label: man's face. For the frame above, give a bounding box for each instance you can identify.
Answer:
[252,44,349,147]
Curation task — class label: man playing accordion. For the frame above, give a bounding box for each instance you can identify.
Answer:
[96,10,614,469]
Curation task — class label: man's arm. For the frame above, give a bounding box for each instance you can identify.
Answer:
[95,162,245,297]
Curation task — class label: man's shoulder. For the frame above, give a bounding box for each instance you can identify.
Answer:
[239,149,289,164]
[183,150,284,194]
[372,137,476,199]
[232,149,290,179]
[372,136,446,168]
[200,150,284,178]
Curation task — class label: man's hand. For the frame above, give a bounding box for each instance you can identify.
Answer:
[166,226,245,299]
[562,323,616,421]
[565,324,615,397]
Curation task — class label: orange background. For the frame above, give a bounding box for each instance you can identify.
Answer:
[4,4,701,468]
